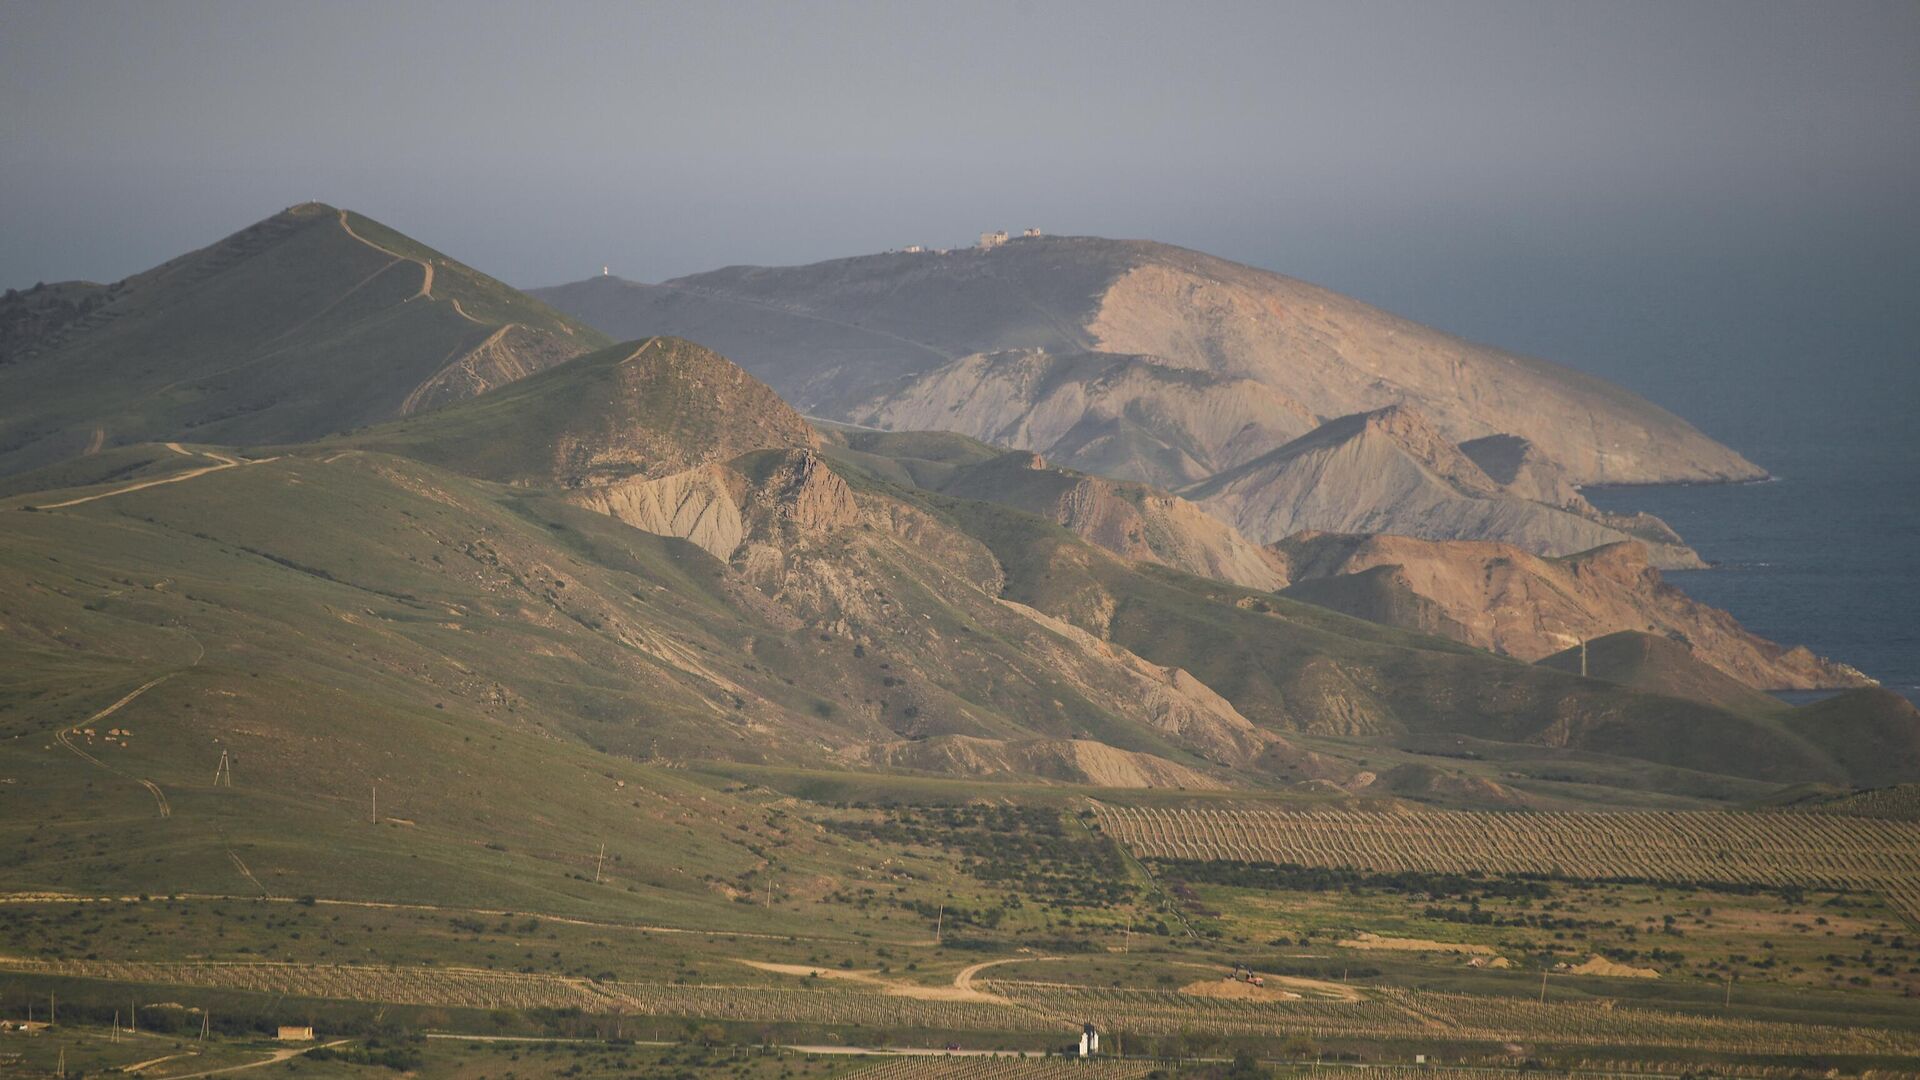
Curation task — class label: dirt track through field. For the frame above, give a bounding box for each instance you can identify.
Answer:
[337,210,483,324]
[54,676,173,818]
[0,890,902,946]
[34,444,262,509]
[160,1040,350,1079]
[227,850,268,897]
[736,959,1007,1004]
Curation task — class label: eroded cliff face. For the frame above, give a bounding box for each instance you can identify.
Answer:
[851,349,1316,488]
[934,451,1289,590]
[1274,532,1874,691]
[535,236,1765,488]
[564,448,858,563]
[1081,257,1763,486]
[566,464,746,560]
[1187,406,1705,569]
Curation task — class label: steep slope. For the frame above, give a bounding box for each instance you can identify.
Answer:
[348,337,818,487]
[534,235,1762,486]
[328,339,1307,782]
[847,349,1317,488]
[1274,533,1871,691]
[1188,406,1704,567]
[1535,631,1793,715]
[0,203,609,475]
[1782,690,1920,790]
[819,428,1286,590]
[943,500,1906,787]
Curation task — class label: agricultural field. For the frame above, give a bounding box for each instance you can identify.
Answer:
[7,799,1920,1077]
[1092,805,1920,924]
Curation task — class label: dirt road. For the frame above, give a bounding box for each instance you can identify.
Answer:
[35,444,258,509]
[54,676,173,817]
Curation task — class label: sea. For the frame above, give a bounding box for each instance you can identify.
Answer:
[1585,442,1920,706]
[1319,251,1920,706]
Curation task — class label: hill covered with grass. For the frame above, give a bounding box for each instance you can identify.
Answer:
[0,203,609,475]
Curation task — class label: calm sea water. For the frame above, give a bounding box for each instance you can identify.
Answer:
[1315,251,1920,707]
[1585,437,1920,705]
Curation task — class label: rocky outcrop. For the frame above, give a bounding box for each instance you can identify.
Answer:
[740,449,861,535]
[566,449,856,562]
[1188,407,1704,568]
[1274,532,1874,691]
[567,464,745,560]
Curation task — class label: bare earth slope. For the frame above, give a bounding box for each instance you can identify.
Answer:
[0,203,609,475]
[1274,532,1871,691]
[534,235,1762,487]
[819,428,1287,590]
[1188,406,1704,567]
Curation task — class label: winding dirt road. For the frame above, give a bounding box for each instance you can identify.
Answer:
[54,676,173,818]
[35,444,258,509]
[336,210,482,324]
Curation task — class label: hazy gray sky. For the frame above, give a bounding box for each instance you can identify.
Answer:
[4,0,1916,441]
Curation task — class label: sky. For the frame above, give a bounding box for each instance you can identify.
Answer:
[3,0,1917,447]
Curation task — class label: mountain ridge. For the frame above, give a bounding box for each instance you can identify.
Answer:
[0,203,610,475]
[534,235,1765,488]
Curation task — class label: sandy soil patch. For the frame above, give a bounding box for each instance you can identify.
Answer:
[1171,962,1364,1002]
[1180,978,1302,1002]
[1339,931,1494,955]
[1570,955,1659,979]
[735,959,1005,1003]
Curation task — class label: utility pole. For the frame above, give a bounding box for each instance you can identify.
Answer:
[935,903,944,945]
[214,750,232,787]
[1580,639,1589,678]
[371,783,377,825]
[594,842,606,884]
[1539,968,1549,1003]
[200,1010,211,1041]
[1724,973,1733,1008]
[113,1010,119,1042]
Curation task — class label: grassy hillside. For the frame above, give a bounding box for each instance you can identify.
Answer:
[0,204,609,475]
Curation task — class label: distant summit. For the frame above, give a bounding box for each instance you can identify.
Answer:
[534,234,1765,489]
[0,203,608,475]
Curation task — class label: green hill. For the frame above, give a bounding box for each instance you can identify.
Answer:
[0,203,609,475]
[1535,630,1791,716]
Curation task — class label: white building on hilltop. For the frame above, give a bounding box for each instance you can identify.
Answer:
[978,230,1008,249]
